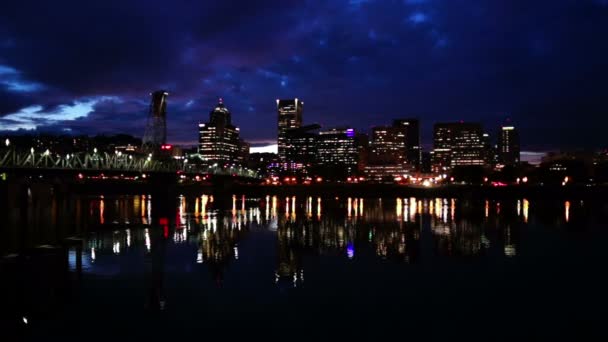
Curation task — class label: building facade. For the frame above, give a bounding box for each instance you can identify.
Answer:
[317,127,358,175]
[277,99,303,163]
[432,122,485,172]
[283,124,319,171]
[369,126,405,165]
[393,119,421,171]
[498,126,520,166]
[198,99,243,165]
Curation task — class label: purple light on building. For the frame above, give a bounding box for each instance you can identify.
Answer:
[346,128,355,138]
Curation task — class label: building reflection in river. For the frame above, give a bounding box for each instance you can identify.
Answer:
[1,192,582,291]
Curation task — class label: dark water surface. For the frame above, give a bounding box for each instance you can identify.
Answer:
[2,193,608,340]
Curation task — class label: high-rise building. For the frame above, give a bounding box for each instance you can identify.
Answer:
[198,98,242,165]
[283,124,319,171]
[431,124,453,173]
[482,132,496,166]
[369,126,405,165]
[355,133,369,173]
[237,139,250,166]
[393,119,421,171]
[317,127,358,175]
[498,126,520,166]
[142,90,168,151]
[277,99,303,162]
[432,122,485,172]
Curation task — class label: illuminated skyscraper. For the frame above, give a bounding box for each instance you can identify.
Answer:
[317,127,358,175]
[369,126,405,165]
[393,119,421,171]
[432,122,485,172]
[498,125,520,166]
[198,98,243,165]
[277,99,303,162]
[283,124,319,170]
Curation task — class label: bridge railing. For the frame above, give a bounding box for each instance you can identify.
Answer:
[0,148,260,178]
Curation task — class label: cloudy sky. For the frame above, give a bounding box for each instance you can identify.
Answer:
[1,0,607,149]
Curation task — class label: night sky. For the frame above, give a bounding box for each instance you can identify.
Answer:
[1,0,607,150]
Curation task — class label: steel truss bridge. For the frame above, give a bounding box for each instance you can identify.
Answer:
[0,149,259,179]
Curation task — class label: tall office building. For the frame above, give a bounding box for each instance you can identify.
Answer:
[482,132,496,166]
[393,119,421,171]
[317,127,358,175]
[431,124,453,173]
[369,126,405,165]
[198,98,243,165]
[283,124,319,170]
[498,125,520,166]
[432,122,485,172]
[277,99,303,162]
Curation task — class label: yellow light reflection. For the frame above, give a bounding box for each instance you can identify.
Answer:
[272,196,277,218]
[434,198,442,220]
[409,197,417,221]
[141,195,146,221]
[266,195,270,220]
[194,197,200,218]
[565,201,570,222]
[396,198,402,219]
[99,198,105,225]
[450,199,455,221]
[485,200,489,218]
[317,197,322,219]
[523,199,529,223]
[359,198,364,217]
[285,196,290,217]
[202,195,208,218]
[306,196,312,218]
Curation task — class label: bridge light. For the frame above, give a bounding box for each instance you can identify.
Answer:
[30,147,34,154]
[93,148,97,154]
[129,155,133,159]
[4,138,9,147]
[148,153,152,158]
[66,154,70,160]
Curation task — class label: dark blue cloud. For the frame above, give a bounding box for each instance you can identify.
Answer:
[0,0,607,149]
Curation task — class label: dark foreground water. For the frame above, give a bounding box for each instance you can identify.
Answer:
[1,193,608,340]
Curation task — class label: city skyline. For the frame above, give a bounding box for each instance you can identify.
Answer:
[1,1,607,150]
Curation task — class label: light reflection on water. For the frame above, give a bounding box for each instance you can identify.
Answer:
[0,194,596,283]
[49,195,580,284]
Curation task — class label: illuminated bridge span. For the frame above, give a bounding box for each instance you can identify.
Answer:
[0,149,259,179]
